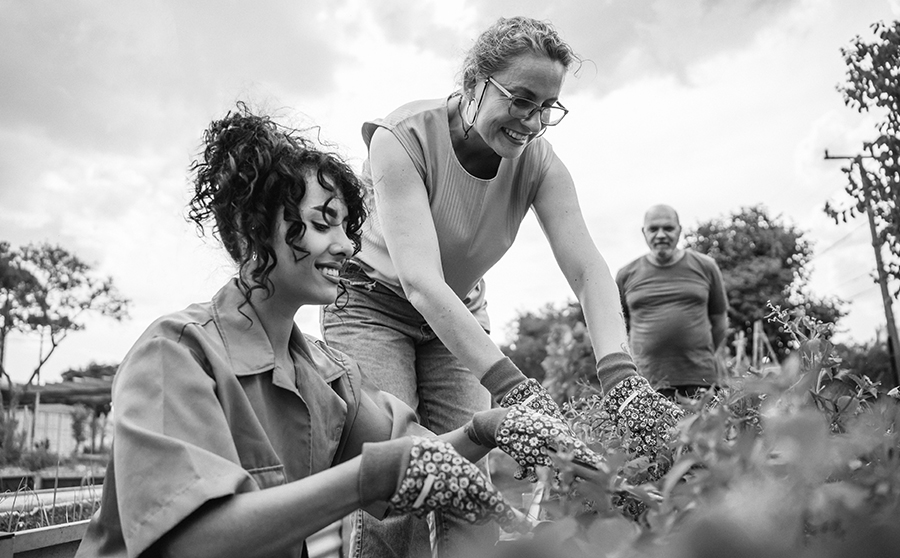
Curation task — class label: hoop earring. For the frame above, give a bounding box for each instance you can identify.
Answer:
[460,96,478,140]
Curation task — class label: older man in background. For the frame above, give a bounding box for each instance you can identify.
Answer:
[615,204,729,399]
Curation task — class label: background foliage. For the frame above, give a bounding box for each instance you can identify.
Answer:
[826,20,900,294]
[682,204,845,360]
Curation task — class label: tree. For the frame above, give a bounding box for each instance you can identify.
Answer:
[0,241,130,425]
[12,242,130,386]
[0,242,40,387]
[683,205,845,360]
[500,301,589,383]
[70,404,91,455]
[826,20,900,295]
[60,361,116,453]
[833,334,893,387]
[500,302,598,405]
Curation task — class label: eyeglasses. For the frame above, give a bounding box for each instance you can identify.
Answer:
[486,76,569,126]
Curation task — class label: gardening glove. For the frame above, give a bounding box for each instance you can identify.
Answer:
[596,370,684,460]
[466,405,603,482]
[359,436,530,533]
[480,357,564,420]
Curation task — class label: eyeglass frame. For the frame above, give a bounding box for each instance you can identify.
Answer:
[485,76,569,126]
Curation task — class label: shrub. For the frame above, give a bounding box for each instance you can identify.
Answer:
[19,447,60,472]
[500,306,900,557]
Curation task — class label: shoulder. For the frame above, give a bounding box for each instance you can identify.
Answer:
[117,302,221,374]
[362,98,448,146]
[683,249,720,270]
[616,256,647,283]
[619,255,648,274]
[307,335,356,371]
[518,137,557,177]
[135,301,218,350]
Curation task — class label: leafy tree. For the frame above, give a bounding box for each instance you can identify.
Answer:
[500,302,598,406]
[500,301,589,383]
[826,20,900,295]
[3,242,130,389]
[60,361,117,383]
[70,404,91,454]
[60,361,116,453]
[0,240,129,457]
[683,205,845,360]
[833,330,894,388]
[0,242,40,388]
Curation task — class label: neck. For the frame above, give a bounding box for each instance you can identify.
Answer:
[647,248,684,267]
[247,287,298,366]
[447,96,501,179]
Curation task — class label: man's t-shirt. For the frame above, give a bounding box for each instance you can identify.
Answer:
[615,250,728,387]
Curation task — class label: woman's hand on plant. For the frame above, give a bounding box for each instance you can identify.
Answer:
[387,437,530,533]
[479,357,564,420]
[500,378,565,421]
[598,376,683,459]
[469,406,603,482]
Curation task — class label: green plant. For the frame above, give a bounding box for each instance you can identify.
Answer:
[19,447,60,472]
[70,404,91,454]
[498,306,900,557]
[0,415,27,466]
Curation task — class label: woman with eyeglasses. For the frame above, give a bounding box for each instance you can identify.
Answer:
[74,104,594,558]
[322,16,682,557]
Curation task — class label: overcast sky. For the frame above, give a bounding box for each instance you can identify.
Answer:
[2,0,899,385]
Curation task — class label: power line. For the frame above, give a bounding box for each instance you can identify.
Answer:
[833,270,875,290]
[809,221,867,262]
[844,284,880,301]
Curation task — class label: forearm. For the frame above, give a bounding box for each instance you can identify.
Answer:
[569,254,629,359]
[710,312,728,349]
[404,280,506,377]
[158,460,362,558]
[438,426,492,463]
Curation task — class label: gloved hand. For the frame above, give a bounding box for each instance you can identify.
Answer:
[359,437,530,533]
[597,375,683,459]
[480,357,564,420]
[467,405,603,482]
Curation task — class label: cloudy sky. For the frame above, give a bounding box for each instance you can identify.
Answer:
[2,0,899,385]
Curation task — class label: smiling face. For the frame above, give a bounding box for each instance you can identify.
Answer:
[469,53,566,159]
[267,170,353,307]
[642,206,682,265]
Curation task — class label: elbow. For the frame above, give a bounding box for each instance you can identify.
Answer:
[398,275,438,311]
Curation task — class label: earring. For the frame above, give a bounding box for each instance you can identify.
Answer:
[462,97,478,127]
[460,95,479,140]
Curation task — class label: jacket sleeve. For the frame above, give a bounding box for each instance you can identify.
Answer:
[331,360,432,519]
[110,335,257,557]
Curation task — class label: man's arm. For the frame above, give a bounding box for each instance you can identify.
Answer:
[706,257,729,350]
[710,312,728,349]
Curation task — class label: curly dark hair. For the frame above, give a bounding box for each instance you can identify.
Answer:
[188,102,366,305]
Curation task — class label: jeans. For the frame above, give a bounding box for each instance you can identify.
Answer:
[321,265,497,558]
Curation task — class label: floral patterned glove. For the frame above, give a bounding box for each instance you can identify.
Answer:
[597,375,683,458]
[388,437,530,533]
[468,406,603,482]
[500,378,565,421]
[479,356,565,421]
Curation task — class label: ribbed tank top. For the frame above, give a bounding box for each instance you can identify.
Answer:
[354,97,555,329]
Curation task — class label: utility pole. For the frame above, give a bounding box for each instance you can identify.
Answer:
[824,150,900,388]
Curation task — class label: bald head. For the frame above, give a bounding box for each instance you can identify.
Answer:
[643,204,680,228]
[642,204,683,265]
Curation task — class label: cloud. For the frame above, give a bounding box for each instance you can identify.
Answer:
[407,0,801,96]
[0,0,345,155]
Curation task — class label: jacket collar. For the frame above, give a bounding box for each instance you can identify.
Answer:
[210,279,348,385]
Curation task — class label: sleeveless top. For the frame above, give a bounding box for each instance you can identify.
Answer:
[354,97,556,329]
